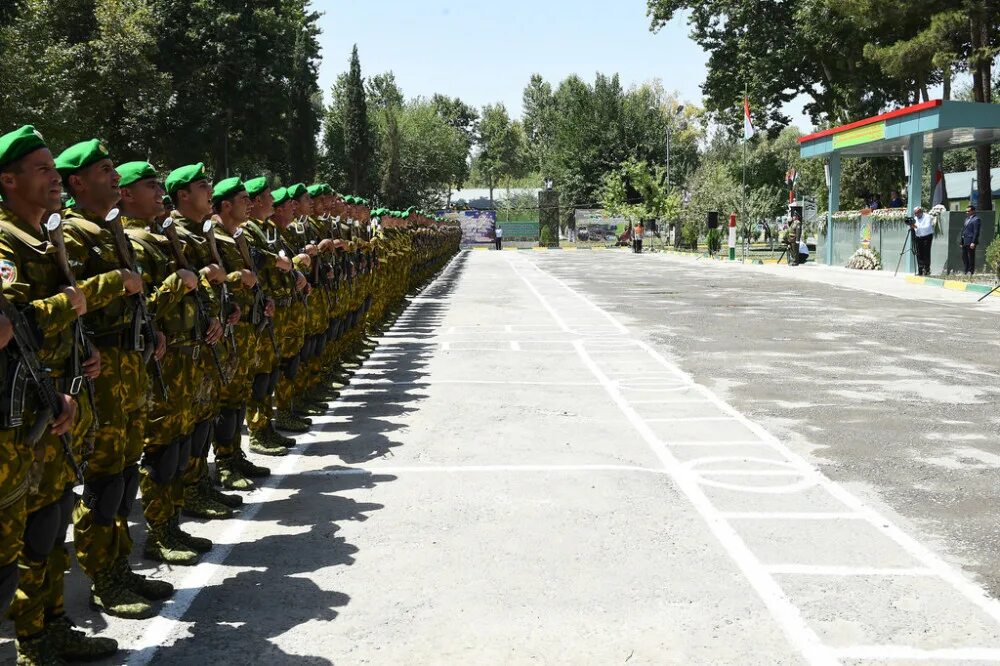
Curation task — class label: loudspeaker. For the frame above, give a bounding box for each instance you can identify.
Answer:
[706,212,719,229]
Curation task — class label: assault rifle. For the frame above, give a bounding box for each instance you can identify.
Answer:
[104,208,168,400]
[233,227,279,357]
[0,289,84,483]
[202,220,238,355]
[43,213,98,446]
[157,217,229,385]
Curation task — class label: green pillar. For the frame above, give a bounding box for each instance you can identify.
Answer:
[826,152,841,266]
[906,134,924,274]
[538,190,560,247]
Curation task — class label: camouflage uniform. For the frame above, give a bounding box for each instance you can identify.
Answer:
[0,208,122,643]
[123,217,213,565]
[171,212,249,497]
[242,217,298,450]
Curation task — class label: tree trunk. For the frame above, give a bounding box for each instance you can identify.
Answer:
[971,7,993,210]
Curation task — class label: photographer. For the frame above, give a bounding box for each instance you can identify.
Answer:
[908,206,934,276]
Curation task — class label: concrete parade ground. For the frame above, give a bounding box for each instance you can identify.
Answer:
[4,248,1000,665]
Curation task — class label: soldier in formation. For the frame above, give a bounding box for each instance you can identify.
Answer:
[0,124,461,665]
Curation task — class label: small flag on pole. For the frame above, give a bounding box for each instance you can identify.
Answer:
[743,96,755,140]
[932,168,947,207]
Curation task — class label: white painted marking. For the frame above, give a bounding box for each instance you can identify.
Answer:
[831,646,1000,661]
[722,512,865,520]
[764,565,935,576]
[509,340,521,351]
[306,464,667,476]
[515,252,1000,659]
[645,416,736,423]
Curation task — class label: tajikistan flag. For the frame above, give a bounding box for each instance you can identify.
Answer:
[744,97,755,140]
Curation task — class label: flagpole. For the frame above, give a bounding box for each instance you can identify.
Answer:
[742,85,748,262]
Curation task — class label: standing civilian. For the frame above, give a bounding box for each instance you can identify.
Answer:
[494,225,503,251]
[910,206,934,276]
[633,222,644,253]
[959,205,981,275]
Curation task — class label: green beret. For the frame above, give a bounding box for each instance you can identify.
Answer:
[55,139,111,176]
[288,183,307,199]
[0,125,48,170]
[117,161,158,187]
[165,162,209,195]
[212,176,245,203]
[245,176,269,198]
[307,184,324,197]
[322,184,335,195]
[272,187,291,206]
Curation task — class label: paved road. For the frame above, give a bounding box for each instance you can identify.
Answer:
[3,248,1000,664]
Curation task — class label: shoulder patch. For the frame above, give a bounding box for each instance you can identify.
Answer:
[0,259,17,286]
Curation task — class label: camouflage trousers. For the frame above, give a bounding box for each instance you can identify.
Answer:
[254,302,306,422]
[179,340,227,503]
[140,346,196,525]
[73,347,148,581]
[0,429,29,614]
[13,393,93,638]
[213,322,258,459]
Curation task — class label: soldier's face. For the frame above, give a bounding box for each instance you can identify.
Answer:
[272,201,292,226]
[185,179,213,218]
[1,148,62,212]
[123,178,165,220]
[72,158,120,209]
[298,195,313,217]
[257,190,274,219]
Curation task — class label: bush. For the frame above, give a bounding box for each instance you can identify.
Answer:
[706,228,722,255]
[681,219,700,249]
[985,237,1000,276]
[539,226,552,246]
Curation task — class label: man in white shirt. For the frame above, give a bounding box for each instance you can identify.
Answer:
[495,225,503,250]
[909,206,934,276]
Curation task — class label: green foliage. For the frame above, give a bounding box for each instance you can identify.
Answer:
[344,45,372,195]
[985,237,1000,275]
[706,228,722,255]
[474,103,529,201]
[520,73,703,216]
[0,0,323,179]
[539,225,553,246]
[600,158,681,225]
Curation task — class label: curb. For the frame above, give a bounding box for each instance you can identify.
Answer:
[905,275,995,295]
[467,246,623,252]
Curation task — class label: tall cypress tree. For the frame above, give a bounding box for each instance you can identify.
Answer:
[344,44,371,195]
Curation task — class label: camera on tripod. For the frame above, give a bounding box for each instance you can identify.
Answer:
[904,215,916,226]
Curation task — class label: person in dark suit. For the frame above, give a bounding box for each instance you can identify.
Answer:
[959,205,981,275]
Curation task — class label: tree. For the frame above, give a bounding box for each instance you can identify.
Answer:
[601,158,681,229]
[476,103,528,205]
[432,94,479,192]
[343,44,372,195]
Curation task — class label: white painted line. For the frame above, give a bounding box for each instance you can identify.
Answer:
[509,340,521,351]
[305,464,668,476]
[722,512,865,520]
[520,253,1000,655]
[695,470,803,477]
[664,440,771,447]
[645,416,736,423]
[567,340,835,664]
[124,253,470,666]
[346,379,602,388]
[764,565,935,577]
[440,341,451,351]
[630,398,711,405]
[831,646,1000,661]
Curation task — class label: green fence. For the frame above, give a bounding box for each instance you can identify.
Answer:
[498,221,539,240]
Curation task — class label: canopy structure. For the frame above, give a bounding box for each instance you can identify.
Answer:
[799,100,1000,267]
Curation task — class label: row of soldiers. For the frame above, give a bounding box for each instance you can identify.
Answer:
[0,124,460,665]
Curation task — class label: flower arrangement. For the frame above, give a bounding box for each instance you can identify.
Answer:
[846,247,882,270]
[868,207,908,222]
[831,210,862,223]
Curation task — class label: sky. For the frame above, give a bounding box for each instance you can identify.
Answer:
[313,0,814,129]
